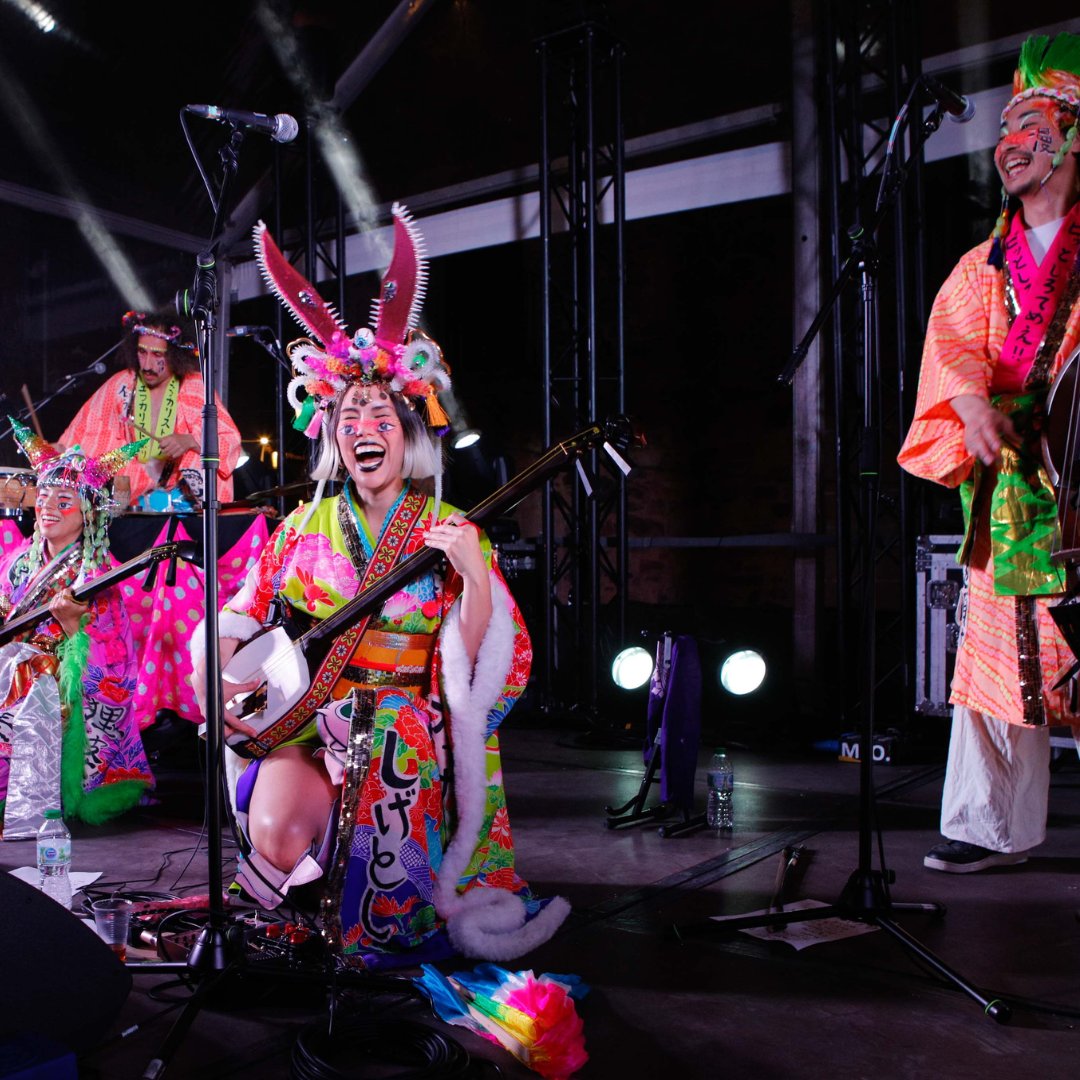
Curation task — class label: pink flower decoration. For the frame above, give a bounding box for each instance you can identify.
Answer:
[504,975,588,1080]
[295,566,331,612]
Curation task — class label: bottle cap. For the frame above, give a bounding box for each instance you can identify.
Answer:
[715,747,726,755]
[43,808,62,819]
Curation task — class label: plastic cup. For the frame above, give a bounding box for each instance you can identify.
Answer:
[91,898,133,963]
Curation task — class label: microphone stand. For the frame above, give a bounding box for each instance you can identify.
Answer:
[132,124,245,1080]
[683,91,1012,1023]
[133,127,417,1078]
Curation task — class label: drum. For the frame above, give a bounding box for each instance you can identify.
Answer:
[0,467,36,516]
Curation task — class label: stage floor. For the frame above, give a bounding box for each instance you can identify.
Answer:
[3,718,1079,1079]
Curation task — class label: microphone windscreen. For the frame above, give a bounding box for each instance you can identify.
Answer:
[273,114,300,144]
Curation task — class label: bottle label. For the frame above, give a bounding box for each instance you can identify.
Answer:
[37,840,71,864]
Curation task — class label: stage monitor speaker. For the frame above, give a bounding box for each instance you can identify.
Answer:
[0,873,132,1055]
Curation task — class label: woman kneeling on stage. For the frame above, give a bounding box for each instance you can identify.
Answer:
[193,204,568,969]
[0,422,152,836]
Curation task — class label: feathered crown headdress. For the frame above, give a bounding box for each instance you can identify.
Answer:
[989,33,1080,268]
[1003,33,1080,122]
[254,202,451,441]
[10,418,146,512]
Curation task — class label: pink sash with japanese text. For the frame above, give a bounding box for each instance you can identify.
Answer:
[993,203,1080,393]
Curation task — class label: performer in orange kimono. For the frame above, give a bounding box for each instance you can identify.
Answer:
[57,310,242,508]
[899,33,1080,872]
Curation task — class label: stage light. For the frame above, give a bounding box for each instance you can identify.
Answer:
[453,428,481,450]
[611,646,654,691]
[718,649,766,696]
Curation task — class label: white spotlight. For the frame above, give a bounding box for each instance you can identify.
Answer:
[453,428,481,450]
[611,646,653,691]
[719,649,766,696]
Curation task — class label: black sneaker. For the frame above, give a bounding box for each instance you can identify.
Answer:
[923,839,1028,873]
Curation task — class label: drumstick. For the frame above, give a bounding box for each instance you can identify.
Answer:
[128,419,156,441]
[20,385,45,441]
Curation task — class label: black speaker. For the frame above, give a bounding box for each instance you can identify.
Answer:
[0,873,132,1054]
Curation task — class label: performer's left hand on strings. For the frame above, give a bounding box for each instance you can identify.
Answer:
[50,589,89,638]
[424,513,487,584]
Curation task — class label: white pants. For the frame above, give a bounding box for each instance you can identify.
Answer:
[940,705,1078,853]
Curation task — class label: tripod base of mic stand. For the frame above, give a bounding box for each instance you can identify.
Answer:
[185,921,235,973]
[676,867,1012,1024]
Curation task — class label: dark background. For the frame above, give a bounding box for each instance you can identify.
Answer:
[1,1,1078,735]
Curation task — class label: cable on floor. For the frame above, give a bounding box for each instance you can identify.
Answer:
[290,1016,473,1079]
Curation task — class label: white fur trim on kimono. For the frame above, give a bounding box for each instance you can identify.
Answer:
[189,610,263,674]
[446,892,572,963]
[433,576,571,959]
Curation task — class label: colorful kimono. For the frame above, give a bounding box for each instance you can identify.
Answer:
[214,481,568,966]
[59,370,242,506]
[0,538,153,834]
[898,207,1080,727]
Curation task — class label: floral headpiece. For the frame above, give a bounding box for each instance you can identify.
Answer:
[1001,33,1080,124]
[10,418,146,512]
[253,202,451,440]
[121,310,197,351]
[990,33,1080,267]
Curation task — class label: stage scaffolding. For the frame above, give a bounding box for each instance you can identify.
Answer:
[535,19,629,724]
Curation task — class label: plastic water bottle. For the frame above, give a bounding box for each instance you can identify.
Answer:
[706,748,734,830]
[37,808,72,909]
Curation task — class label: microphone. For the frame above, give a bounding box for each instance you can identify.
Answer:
[73,361,106,378]
[921,75,975,123]
[184,105,300,144]
[227,325,275,338]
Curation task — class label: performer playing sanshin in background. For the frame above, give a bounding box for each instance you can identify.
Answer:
[0,421,153,837]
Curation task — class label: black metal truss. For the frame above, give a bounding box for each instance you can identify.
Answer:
[536,19,628,720]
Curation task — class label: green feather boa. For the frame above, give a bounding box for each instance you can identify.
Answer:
[56,625,147,824]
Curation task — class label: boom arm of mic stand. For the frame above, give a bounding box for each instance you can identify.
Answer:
[0,353,120,444]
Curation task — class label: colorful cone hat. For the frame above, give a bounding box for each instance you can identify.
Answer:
[10,417,146,511]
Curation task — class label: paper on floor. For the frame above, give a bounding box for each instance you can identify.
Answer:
[710,898,880,950]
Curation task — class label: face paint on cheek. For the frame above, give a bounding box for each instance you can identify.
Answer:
[996,129,1029,163]
[1033,127,1055,154]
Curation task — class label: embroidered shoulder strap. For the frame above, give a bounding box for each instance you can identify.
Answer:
[243,486,428,756]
